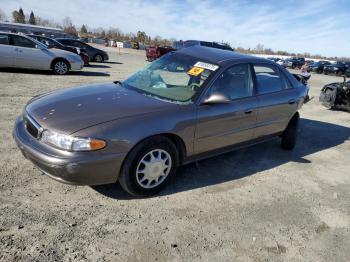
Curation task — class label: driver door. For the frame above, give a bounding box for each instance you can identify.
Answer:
[10,35,50,70]
[194,64,258,154]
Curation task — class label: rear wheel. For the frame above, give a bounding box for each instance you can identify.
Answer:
[52,60,69,75]
[281,113,299,150]
[94,54,103,63]
[119,136,179,197]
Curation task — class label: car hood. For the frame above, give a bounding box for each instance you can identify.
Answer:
[26,83,178,134]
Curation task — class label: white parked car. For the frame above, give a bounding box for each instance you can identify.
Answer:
[0,32,83,75]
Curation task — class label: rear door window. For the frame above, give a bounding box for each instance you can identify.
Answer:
[0,34,9,45]
[253,64,283,94]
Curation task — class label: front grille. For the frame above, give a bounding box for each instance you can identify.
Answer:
[24,114,42,139]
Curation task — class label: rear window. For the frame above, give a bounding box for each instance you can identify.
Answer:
[0,34,9,45]
[253,65,283,94]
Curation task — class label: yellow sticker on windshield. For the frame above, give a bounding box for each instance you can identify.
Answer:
[188,66,204,76]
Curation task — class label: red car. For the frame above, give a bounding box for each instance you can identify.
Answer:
[145,46,175,61]
[27,35,90,66]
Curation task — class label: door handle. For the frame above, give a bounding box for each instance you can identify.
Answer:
[244,109,253,114]
[288,99,296,104]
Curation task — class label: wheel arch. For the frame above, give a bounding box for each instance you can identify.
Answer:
[121,133,187,171]
[93,53,104,61]
[50,57,71,70]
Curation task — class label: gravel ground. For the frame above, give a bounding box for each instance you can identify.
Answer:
[0,47,349,262]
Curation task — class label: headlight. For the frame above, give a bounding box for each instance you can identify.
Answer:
[76,47,81,54]
[41,130,106,151]
[333,67,338,70]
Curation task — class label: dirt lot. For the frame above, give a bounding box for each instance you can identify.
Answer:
[1,47,349,262]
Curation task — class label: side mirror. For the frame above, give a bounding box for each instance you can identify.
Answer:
[202,92,230,105]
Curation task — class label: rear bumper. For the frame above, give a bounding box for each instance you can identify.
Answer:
[13,116,126,185]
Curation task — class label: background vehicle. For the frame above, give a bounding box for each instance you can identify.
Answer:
[309,61,331,73]
[286,57,305,69]
[346,67,350,77]
[276,59,286,66]
[267,57,280,62]
[14,46,309,197]
[131,41,140,49]
[183,40,234,51]
[319,76,350,110]
[323,62,349,76]
[27,35,90,65]
[56,38,109,62]
[0,32,83,75]
[145,45,175,61]
[172,40,184,50]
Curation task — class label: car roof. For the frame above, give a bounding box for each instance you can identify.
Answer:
[56,38,79,41]
[176,46,267,65]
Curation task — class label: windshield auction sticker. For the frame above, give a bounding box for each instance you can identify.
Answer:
[194,62,219,71]
[188,66,205,76]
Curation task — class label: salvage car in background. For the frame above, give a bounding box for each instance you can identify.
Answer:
[320,76,350,110]
[146,40,234,61]
[0,32,83,75]
[346,67,350,77]
[309,61,331,73]
[27,34,90,66]
[323,62,350,76]
[145,45,175,61]
[13,46,309,197]
[56,38,109,63]
[286,57,305,69]
[183,40,234,51]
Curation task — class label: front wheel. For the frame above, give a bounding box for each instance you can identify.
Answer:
[281,113,299,150]
[53,60,69,75]
[119,136,179,197]
[94,54,104,63]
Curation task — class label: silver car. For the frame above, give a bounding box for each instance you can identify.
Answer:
[0,32,83,75]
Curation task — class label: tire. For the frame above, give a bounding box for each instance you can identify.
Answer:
[119,136,179,197]
[321,89,336,109]
[94,54,103,63]
[281,113,299,150]
[52,60,69,75]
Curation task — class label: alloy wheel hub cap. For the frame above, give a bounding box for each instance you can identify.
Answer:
[136,149,172,189]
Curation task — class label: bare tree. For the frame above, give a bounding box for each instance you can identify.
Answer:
[62,16,73,28]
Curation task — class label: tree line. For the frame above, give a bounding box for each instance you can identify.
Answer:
[0,7,347,60]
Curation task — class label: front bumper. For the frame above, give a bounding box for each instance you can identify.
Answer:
[103,53,109,61]
[70,60,84,70]
[13,116,126,185]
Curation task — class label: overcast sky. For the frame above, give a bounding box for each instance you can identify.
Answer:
[1,0,349,57]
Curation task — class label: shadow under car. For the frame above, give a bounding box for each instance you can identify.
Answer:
[91,118,350,199]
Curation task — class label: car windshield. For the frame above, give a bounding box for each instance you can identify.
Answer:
[123,53,217,103]
[27,37,47,49]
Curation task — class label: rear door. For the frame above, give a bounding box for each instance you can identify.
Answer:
[10,35,51,70]
[195,63,258,154]
[0,34,14,67]
[253,63,298,138]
